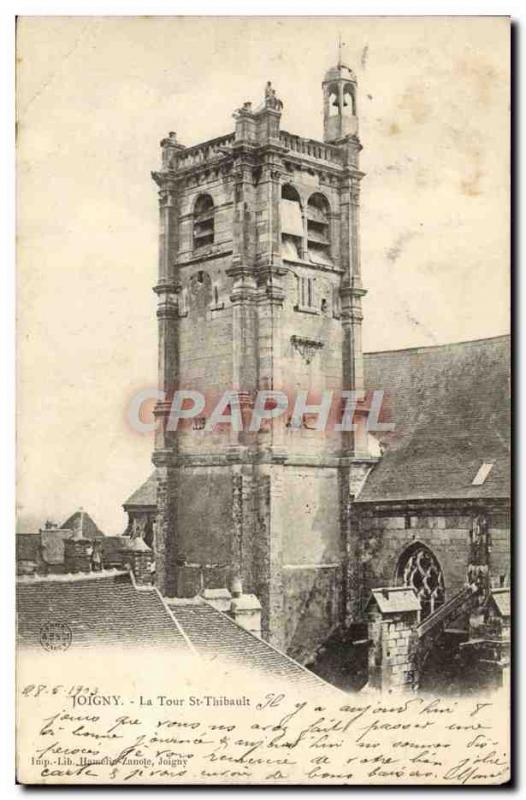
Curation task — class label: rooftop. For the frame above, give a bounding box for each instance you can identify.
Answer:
[367,586,421,615]
[16,571,189,650]
[167,598,330,692]
[16,572,336,692]
[16,510,106,569]
[61,510,104,539]
[358,335,510,504]
[489,588,510,618]
[123,472,157,509]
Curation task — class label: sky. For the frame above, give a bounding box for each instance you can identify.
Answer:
[16,16,510,534]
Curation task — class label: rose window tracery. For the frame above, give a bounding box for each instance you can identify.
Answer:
[398,545,445,620]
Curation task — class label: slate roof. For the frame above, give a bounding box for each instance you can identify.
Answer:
[489,588,510,618]
[61,510,105,538]
[168,599,333,691]
[16,572,189,650]
[367,587,421,615]
[358,335,510,503]
[123,472,157,509]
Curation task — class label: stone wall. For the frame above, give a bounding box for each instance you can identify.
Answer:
[172,467,235,565]
[283,565,342,663]
[367,605,418,691]
[489,511,511,587]
[355,503,511,618]
[274,465,343,658]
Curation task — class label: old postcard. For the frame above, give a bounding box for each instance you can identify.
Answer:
[15,16,511,785]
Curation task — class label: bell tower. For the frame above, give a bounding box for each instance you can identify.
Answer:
[322,59,359,143]
[151,62,375,661]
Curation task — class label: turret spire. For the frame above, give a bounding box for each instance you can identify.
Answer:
[322,54,359,143]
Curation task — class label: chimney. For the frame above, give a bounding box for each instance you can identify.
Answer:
[64,528,93,574]
[127,537,154,586]
[228,578,262,637]
[201,587,232,613]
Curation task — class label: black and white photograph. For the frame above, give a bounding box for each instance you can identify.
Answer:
[12,14,511,786]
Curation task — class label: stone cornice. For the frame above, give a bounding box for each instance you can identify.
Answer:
[153,280,181,296]
[151,170,180,188]
[174,248,233,268]
[340,285,367,299]
[282,257,344,275]
[153,451,372,469]
[281,153,345,180]
[353,497,510,514]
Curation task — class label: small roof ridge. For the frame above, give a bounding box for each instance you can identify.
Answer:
[165,595,205,605]
[17,569,129,584]
[364,333,510,358]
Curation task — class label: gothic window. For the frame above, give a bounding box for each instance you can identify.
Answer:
[281,184,303,261]
[397,543,445,620]
[193,194,214,248]
[307,193,331,265]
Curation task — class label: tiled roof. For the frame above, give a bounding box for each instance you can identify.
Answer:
[123,472,157,508]
[168,599,333,691]
[61,510,105,538]
[16,572,190,650]
[358,336,510,503]
[16,572,335,692]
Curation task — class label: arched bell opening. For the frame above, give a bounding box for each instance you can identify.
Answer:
[193,193,215,248]
[280,183,303,261]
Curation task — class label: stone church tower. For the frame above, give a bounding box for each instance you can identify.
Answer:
[151,60,375,658]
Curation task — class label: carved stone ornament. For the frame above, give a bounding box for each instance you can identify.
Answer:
[290,335,324,364]
[264,81,283,111]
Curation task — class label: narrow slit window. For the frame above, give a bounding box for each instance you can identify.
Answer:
[296,275,316,312]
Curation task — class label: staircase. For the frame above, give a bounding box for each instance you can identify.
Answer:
[416,585,478,640]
